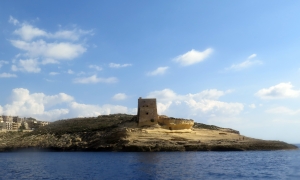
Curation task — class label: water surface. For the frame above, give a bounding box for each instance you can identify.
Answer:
[0,146,299,179]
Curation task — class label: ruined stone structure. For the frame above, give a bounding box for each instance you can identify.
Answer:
[137,97,158,126]
[157,116,194,130]
[137,97,194,129]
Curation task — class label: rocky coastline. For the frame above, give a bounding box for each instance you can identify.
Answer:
[0,114,297,152]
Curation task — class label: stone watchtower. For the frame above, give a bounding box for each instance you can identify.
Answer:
[137,97,158,126]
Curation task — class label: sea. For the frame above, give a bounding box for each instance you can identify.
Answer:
[0,145,299,180]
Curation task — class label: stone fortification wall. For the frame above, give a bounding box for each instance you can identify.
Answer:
[158,116,194,130]
[137,98,158,127]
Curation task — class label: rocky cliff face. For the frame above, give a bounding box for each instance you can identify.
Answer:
[157,117,194,130]
[0,114,297,152]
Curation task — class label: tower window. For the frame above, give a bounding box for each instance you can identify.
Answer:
[146,112,148,115]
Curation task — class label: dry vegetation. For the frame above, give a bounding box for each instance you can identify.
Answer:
[29,114,136,135]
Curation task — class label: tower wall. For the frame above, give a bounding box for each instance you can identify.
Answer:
[137,98,158,126]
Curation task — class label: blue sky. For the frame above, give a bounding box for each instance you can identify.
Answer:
[1,1,300,143]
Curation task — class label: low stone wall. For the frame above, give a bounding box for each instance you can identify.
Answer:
[157,118,194,130]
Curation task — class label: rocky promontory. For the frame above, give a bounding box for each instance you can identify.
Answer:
[0,114,297,152]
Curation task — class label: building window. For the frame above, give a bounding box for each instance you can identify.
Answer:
[146,112,148,115]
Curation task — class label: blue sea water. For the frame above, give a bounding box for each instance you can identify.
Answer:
[0,145,299,180]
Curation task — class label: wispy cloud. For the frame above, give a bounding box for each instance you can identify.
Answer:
[49,72,59,76]
[41,58,59,65]
[11,58,41,73]
[77,71,85,76]
[10,40,86,60]
[248,104,256,109]
[73,75,118,84]
[266,106,300,115]
[9,16,19,25]
[47,29,93,41]
[255,82,300,99]
[226,54,262,71]
[173,48,213,66]
[109,63,132,68]
[112,93,127,100]
[247,54,257,59]
[0,73,17,78]
[0,60,9,68]
[13,24,47,41]
[88,65,102,71]
[67,69,74,74]
[147,66,169,76]
[9,16,93,42]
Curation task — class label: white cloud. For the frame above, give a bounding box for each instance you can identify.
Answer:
[146,88,243,118]
[173,48,213,66]
[227,60,262,71]
[112,93,127,100]
[3,88,73,119]
[10,40,86,60]
[148,89,230,102]
[8,16,19,25]
[109,63,132,68]
[41,58,59,64]
[266,106,300,115]
[10,16,93,42]
[43,93,74,108]
[1,88,135,121]
[68,102,131,117]
[89,65,102,71]
[147,66,169,76]
[226,54,262,71]
[47,29,93,41]
[157,101,173,114]
[8,17,91,70]
[49,72,59,75]
[248,54,257,59]
[147,89,177,102]
[36,109,69,121]
[248,104,256,109]
[73,75,118,84]
[255,82,300,99]
[77,71,85,76]
[187,89,231,100]
[67,69,74,74]
[0,60,9,68]
[14,24,47,41]
[185,99,243,115]
[0,73,17,78]
[11,58,41,73]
